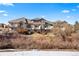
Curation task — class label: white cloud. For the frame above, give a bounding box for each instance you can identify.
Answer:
[67,16,70,18]
[0,13,8,17]
[0,10,8,17]
[0,10,8,13]
[0,10,5,13]
[3,13,8,16]
[77,5,79,8]
[41,16,45,18]
[71,9,76,11]
[0,3,14,6]
[62,10,70,13]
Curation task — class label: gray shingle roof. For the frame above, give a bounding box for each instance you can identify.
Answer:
[9,17,30,23]
[31,18,46,22]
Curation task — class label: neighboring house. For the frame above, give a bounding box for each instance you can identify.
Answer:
[74,21,79,32]
[31,18,53,30]
[0,23,9,30]
[8,17,53,33]
[0,23,5,31]
[31,18,46,30]
[0,23,10,34]
[8,17,29,30]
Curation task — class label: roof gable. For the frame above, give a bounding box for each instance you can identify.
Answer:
[9,17,29,23]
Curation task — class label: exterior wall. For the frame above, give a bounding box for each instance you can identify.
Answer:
[45,26,53,30]
[9,22,28,29]
[9,19,53,31]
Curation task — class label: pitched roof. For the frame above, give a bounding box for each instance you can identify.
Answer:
[31,18,46,22]
[9,17,30,23]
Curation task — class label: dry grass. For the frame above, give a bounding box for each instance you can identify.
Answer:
[0,32,79,50]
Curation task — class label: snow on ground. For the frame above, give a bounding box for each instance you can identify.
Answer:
[0,49,79,56]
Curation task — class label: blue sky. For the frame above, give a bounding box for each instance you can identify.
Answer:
[0,3,79,24]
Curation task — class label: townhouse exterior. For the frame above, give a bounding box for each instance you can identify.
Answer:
[8,17,28,30]
[0,23,11,34]
[8,17,53,33]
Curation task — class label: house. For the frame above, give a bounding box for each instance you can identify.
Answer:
[8,17,30,30]
[31,18,53,30]
[0,23,5,31]
[0,23,9,30]
[74,21,79,32]
[31,18,46,30]
[0,23,11,34]
[8,17,53,34]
